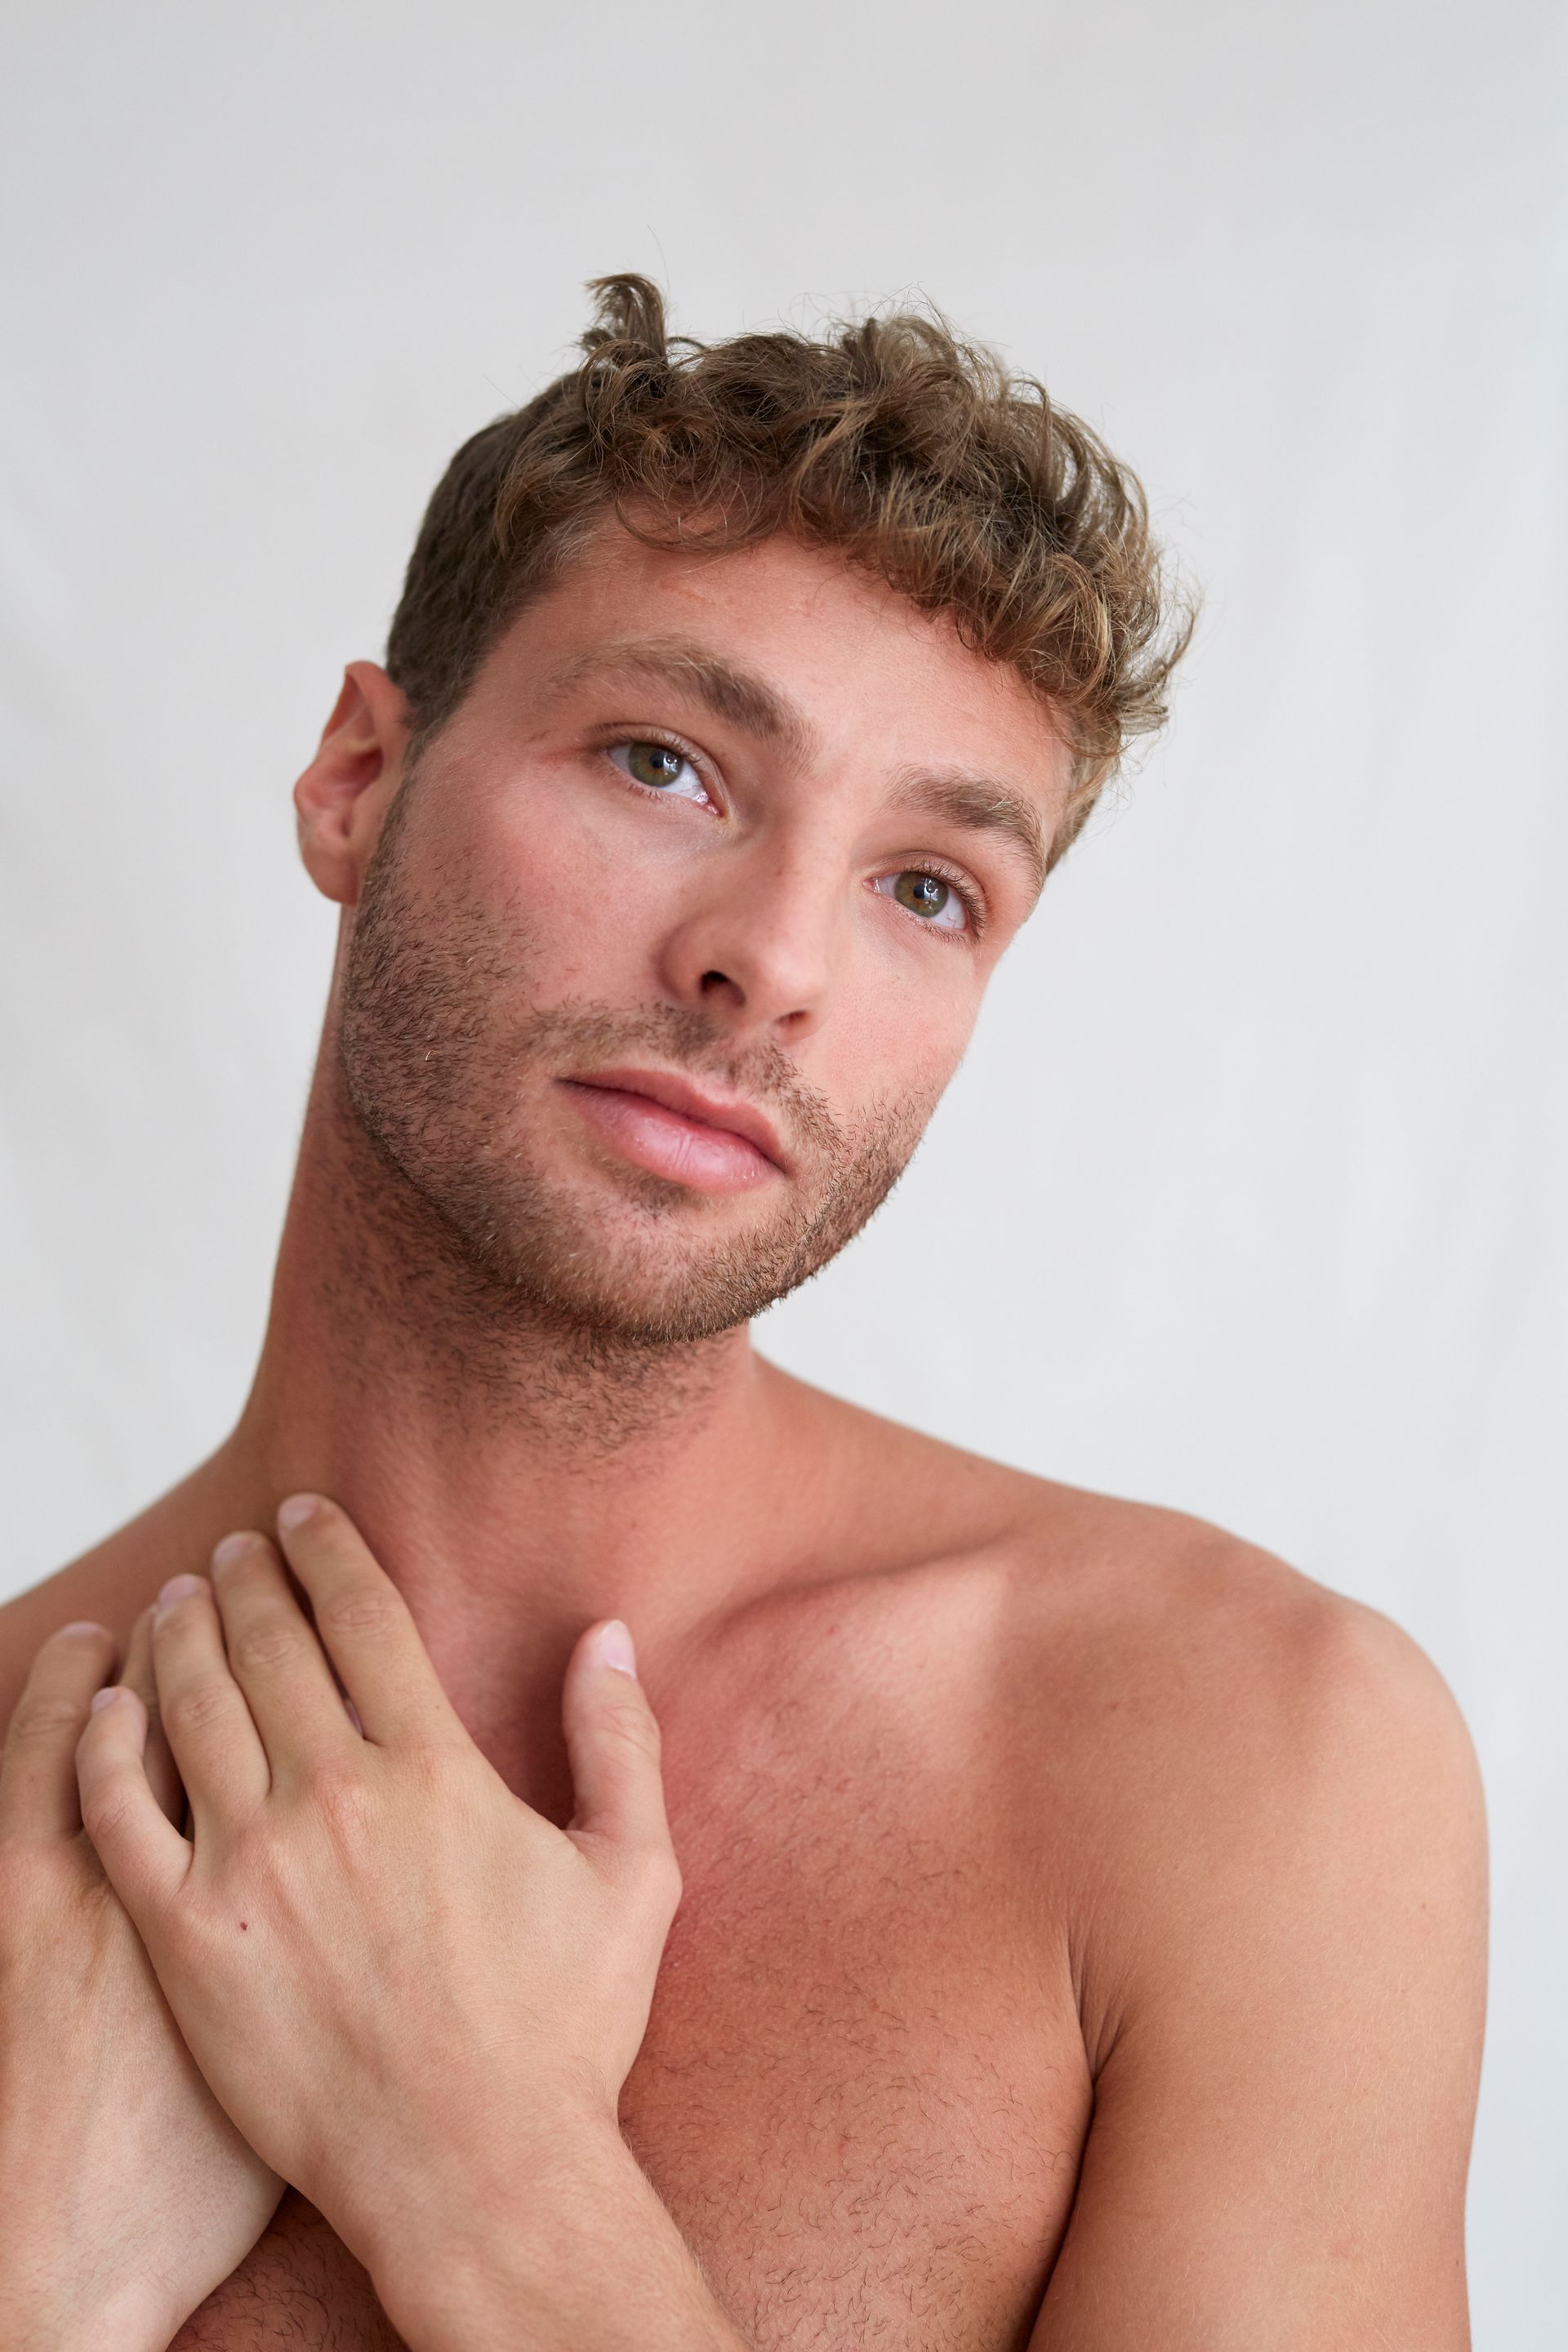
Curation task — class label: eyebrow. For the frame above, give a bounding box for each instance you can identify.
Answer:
[883,768,1051,905]
[539,635,817,769]
[542,632,1053,902]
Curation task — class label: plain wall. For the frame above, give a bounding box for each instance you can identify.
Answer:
[2,2,1563,2341]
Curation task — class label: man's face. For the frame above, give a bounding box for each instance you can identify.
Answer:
[335,524,1070,1346]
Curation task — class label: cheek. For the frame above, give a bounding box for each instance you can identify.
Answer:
[818,958,978,1128]
[474,787,673,992]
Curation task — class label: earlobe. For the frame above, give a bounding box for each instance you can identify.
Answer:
[293,662,411,907]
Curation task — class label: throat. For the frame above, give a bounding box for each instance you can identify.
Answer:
[203,1023,814,1757]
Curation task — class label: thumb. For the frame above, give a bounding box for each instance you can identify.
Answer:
[563,1620,677,1873]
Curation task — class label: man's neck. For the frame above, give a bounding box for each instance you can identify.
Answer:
[204,1040,825,1766]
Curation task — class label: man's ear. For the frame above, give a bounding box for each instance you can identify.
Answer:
[294,662,412,906]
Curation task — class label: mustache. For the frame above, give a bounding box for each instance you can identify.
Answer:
[504,998,849,1162]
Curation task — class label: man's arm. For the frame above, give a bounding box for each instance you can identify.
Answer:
[1031,1597,1487,2350]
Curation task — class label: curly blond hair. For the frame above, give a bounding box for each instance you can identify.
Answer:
[386,276,1195,866]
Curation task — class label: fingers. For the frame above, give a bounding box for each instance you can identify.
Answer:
[121,1604,185,1825]
[562,1621,681,1909]
[271,1495,457,1748]
[151,1575,270,1829]
[75,1682,191,1918]
[207,1531,359,1780]
[0,1620,118,1838]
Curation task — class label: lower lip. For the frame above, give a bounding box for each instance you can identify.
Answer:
[559,1081,780,1194]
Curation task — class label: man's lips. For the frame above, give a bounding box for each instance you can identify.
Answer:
[557,1067,788,1195]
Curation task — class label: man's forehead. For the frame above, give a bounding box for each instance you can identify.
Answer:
[531,522,1034,693]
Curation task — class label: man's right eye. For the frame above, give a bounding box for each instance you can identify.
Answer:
[608,740,710,804]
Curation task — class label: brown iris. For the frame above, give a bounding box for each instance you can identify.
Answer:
[892,872,951,918]
[626,741,686,788]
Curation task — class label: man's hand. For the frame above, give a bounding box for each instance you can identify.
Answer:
[0,1610,283,2352]
[74,1495,688,2345]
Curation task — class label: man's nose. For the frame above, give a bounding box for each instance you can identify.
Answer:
[654,844,844,1046]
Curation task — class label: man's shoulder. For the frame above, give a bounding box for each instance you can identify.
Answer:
[982,1457,1472,1823]
[838,1416,1480,1910]
[964,1463,1484,2074]
[811,1392,1452,1726]
[1009,1468,1419,1682]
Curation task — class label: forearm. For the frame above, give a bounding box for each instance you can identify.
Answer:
[373,2126,750,2352]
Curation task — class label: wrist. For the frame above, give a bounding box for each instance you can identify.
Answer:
[370,2119,743,2352]
[368,2118,637,2352]
[0,2271,175,2352]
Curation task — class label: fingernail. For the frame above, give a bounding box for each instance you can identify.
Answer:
[598,1619,637,1678]
[156,1573,207,1612]
[57,1620,110,1640]
[212,1531,257,1574]
[90,1686,123,1713]
[277,1493,320,1533]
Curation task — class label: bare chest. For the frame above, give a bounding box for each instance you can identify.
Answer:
[173,1601,1090,2350]
[176,1942,1085,2350]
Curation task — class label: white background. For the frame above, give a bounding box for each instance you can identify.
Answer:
[2,2,1563,2339]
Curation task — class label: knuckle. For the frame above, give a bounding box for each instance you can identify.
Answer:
[604,1698,662,1764]
[78,1779,138,1848]
[229,1622,305,1678]
[163,1677,236,1739]
[5,1692,86,1748]
[310,1763,375,1847]
[399,1731,466,1802]
[403,1733,457,1784]
[318,1586,402,1642]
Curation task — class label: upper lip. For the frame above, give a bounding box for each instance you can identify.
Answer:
[561,1065,789,1172]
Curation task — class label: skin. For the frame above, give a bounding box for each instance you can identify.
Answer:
[0,1611,280,2346]
[74,1500,711,2352]
[0,524,1488,2350]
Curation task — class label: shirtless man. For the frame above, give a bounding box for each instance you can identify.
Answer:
[0,277,1487,2350]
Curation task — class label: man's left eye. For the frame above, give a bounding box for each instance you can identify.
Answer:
[873,870,971,932]
[609,741,709,804]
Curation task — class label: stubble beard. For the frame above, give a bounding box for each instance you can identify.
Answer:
[335,776,935,1362]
